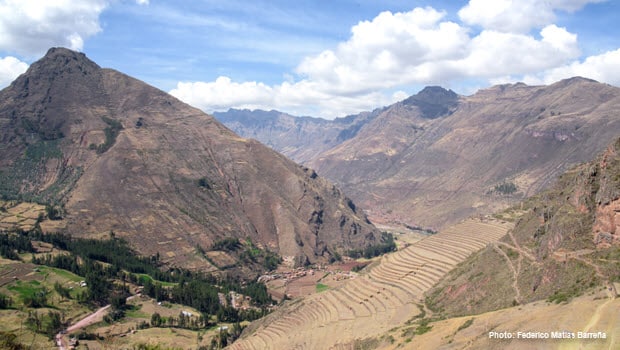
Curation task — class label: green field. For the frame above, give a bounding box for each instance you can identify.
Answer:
[316,283,329,293]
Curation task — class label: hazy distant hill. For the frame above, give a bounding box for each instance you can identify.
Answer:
[0,48,380,271]
[214,108,382,163]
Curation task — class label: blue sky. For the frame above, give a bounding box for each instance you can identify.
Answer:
[1,0,619,118]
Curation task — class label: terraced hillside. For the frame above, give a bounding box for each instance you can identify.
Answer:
[227,218,513,349]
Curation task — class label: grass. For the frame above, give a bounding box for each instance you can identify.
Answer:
[96,117,123,154]
[136,274,178,287]
[405,303,426,324]
[126,304,148,318]
[315,283,329,293]
[25,140,62,161]
[415,318,433,335]
[7,280,44,301]
[37,266,82,282]
[352,337,380,350]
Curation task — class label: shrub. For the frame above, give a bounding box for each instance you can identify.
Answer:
[494,182,517,195]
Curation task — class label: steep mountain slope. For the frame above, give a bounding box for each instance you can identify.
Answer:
[0,48,380,270]
[214,108,381,163]
[310,79,620,229]
[427,137,620,317]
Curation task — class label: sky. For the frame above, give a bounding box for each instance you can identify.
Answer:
[1,0,619,119]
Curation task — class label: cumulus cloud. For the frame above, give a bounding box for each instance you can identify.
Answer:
[170,76,402,118]
[296,8,470,93]
[456,25,579,78]
[170,77,275,111]
[0,55,28,87]
[172,4,595,118]
[136,0,149,5]
[458,0,605,33]
[0,0,109,56]
[521,48,620,85]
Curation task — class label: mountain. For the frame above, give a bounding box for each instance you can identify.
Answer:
[214,107,382,163]
[217,82,620,230]
[0,48,380,271]
[309,79,620,229]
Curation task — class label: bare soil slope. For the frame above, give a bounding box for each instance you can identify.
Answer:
[381,290,619,350]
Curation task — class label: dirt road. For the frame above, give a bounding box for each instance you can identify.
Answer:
[55,304,110,350]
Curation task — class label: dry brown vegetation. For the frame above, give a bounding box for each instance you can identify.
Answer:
[378,289,619,349]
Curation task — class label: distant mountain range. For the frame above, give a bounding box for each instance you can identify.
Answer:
[215,79,620,229]
[0,48,380,272]
[214,108,383,164]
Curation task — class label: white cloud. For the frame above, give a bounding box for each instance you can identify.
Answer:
[458,0,605,33]
[296,7,470,93]
[136,0,149,4]
[522,48,620,85]
[456,25,579,78]
[170,75,404,118]
[0,0,109,56]
[170,77,275,111]
[0,55,28,88]
[172,5,593,118]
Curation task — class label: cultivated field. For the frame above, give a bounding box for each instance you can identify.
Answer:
[227,218,513,349]
[0,201,45,231]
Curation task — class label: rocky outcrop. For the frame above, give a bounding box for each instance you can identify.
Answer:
[593,140,620,247]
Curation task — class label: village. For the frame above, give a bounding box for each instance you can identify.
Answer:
[258,257,368,300]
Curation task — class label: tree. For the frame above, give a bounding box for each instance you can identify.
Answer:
[54,282,71,301]
[0,293,12,309]
[23,288,48,308]
[150,312,162,327]
[85,271,109,305]
[42,311,63,339]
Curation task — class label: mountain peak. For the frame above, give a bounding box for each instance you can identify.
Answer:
[402,86,459,119]
[44,46,86,58]
[550,76,599,89]
[2,47,106,142]
[27,47,100,76]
